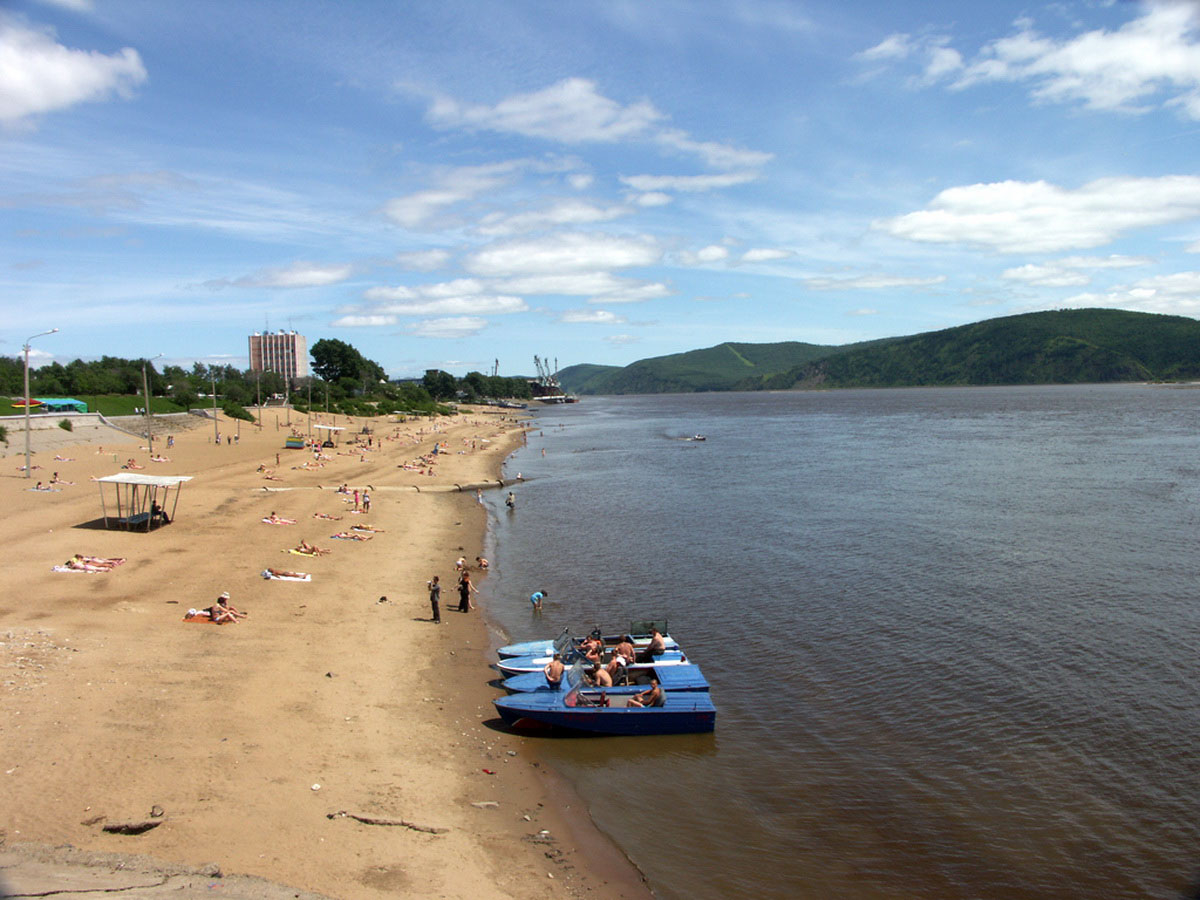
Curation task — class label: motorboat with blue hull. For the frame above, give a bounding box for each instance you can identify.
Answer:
[494,685,717,735]
[496,648,687,679]
[502,661,710,694]
[496,621,676,659]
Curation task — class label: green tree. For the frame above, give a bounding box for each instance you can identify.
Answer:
[422,369,457,400]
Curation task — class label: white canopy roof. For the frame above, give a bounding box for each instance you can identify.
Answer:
[313,424,345,431]
[95,473,194,486]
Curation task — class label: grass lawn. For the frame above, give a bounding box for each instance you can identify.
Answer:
[75,395,189,416]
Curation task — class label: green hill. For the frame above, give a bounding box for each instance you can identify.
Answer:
[559,341,852,394]
[562,309,1200,395]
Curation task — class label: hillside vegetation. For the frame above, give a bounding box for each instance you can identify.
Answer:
[557,309,1200,395]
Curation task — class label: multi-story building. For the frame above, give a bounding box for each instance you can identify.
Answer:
[248,331,308,381]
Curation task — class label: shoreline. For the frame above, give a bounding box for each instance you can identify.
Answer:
[0,408,652,899]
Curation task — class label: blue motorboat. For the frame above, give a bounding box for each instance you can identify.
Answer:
[494,682,716,735]
[502,661,711,694]
[496,647,687,679]
[496,621,675,659]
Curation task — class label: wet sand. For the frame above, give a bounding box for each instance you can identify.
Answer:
[0,408,652,899]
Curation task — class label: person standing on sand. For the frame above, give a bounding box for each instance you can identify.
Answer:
[427,575,441,623]
[458,571,478,612]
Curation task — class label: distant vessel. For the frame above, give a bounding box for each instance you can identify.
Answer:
[686,434,706,441]
[529,355,578,404]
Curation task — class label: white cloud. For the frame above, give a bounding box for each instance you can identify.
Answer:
[424,77,768,170]
[873,4,1200,119]
[740,248,792,263]
[410,316,487,338]
[678,244,730,266]
[1001,264,1090,287]
[1001,254,1152,287]
[803,274,947,290]
[427,77,662,142]
[383,160,525,229]
[560,308,627,324]
[332,314,396,327]
[847,308,879,317]
[376,295,527,317]
[365,278,487,302]
[632,191,673,207]
[875,176,1200,252]
[206,260,354,290]
[604,333,638,345]
[1061,271,1200,315]
[0,18,147,123]
[394,249,451,270]
[620,171,760,192]
[857,33,914,62]
[465,232,661,276]
[655,129,773,168]
[477,200,631,236]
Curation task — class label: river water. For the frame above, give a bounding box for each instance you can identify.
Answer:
[480,385,1200,899]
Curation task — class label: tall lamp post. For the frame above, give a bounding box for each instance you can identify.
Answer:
[142,353,164,458]
[211,373,219,443]
[23,327,58,479]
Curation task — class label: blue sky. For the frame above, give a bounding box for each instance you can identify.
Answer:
[5,0,1200,378]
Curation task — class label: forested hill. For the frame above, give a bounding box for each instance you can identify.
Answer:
[557,309,1200,395]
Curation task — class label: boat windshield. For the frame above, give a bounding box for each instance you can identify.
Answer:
[552,630,574,656]
[566,662,588,689]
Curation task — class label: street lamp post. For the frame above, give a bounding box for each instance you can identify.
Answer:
[23,327,58,478]
[211,373,219,443]
[142,353,164,458]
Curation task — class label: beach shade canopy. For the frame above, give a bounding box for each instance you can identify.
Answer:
[95,473,193,531]
[35,397,88,412]
[313,423,344,446]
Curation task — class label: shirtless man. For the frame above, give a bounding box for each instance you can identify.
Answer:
[588,663,613,687]
[543,652,565,687]
[628,678,664,708]
[637,627,667,663]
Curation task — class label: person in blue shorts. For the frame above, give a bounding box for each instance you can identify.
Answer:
[529,590,548,611]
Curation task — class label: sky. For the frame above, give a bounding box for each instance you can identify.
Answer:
[5,0,1200,379]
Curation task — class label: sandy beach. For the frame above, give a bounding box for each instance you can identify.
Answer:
[0,408,651,899]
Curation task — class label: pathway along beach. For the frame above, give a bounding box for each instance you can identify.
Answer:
[0,408,651,899]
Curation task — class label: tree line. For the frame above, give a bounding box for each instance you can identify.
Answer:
[1,337,532,418]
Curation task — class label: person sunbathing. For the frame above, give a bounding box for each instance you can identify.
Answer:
[150,455,170,462]
[331,531,371,540]
[262,512,297,524]
[350,524,384,533]
[53,455,74,462]
[122,459,144,470]
[295,539,329,556]
[263,566,307,579]
[312,512,342,520]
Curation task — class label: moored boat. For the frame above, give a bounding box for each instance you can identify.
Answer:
[496,621,676,659]
[494,683,716,735]
[496,647,686,679]
[502,661,710,694]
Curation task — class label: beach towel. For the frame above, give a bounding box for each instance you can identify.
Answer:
[285,548,320,557]
[261,517,297,525]
[261,569,311,581]
[53,564,105,574]
[183,610,228,624]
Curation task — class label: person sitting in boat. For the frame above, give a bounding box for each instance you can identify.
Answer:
[543,653,565,687]
[587,662,613,688]
[614,635,636,665]
[579,634,604,663]
[628,678,665,708]
[636,627,667,663]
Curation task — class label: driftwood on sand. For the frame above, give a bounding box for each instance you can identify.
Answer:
[325,810,448,834]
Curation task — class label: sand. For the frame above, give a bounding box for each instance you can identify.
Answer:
[0,408,652,899]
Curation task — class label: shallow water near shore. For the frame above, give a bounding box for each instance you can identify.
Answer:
[483,385,1200,899]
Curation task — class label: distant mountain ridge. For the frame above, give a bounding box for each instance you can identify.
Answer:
[557,309,1200,395]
